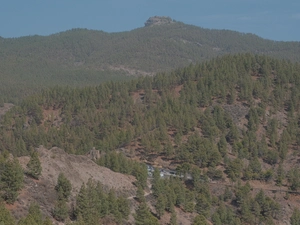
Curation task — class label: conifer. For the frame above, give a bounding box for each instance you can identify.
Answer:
[1,158,24,204]
[134,202,159,225]
[55,173,72,200]
[26,151,42,180]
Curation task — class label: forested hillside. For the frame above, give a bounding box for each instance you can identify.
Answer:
[1,16,300,103]
[1,53,300,224]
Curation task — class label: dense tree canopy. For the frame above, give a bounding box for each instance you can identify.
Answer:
[1,53,300,224]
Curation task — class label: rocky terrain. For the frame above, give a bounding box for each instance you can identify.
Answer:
[12,146,136,221]
[144,16,175,27]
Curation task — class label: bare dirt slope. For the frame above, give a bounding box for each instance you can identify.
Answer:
[14,146,136,220]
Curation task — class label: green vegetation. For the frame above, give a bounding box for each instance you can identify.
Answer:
[74,179,129,224]
[52,173,72,222]
[135,202,159,225]
[0,152,24,204]
[2,54,300,163]
[291,208,300,225]
[1,20,300,103]
[55,173,72,200]
[0,202,15,225]
[192,215,209,225]
[26,151,42,179]
[0,177,129,224]
[18,203,49,225]
[1,53,300,223]
[97,152,148,188]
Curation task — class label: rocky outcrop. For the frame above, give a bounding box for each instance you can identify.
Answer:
[14,146,136,220]
[144,16,174,27]
[87,147,101,160]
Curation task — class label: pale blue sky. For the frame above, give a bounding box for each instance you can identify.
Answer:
[0,0,299,41]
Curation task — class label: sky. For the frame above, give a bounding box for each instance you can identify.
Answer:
[0,0,299,41]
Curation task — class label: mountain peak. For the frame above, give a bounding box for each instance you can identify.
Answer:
[144,16,175,27]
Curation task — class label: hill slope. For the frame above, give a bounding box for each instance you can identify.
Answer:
[13,146,136,221]
[1,54,300,224]
[1,16,300,102]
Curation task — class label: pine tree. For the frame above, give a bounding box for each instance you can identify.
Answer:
[1,158,24,204]
[226,158,243,182]
[134,202,159,225]
[291,208,300,225]
[195,194,211,218]
[170,208,177,225]
[252,201,261,224]
[0,202,15,225]
[241,200,254,224]
[55,173,72,200]
[26,151,42,179]
[165,186,176,212]
[75,183,88,219]
[27,203,43,224]
[133,163,148,188]
[107,189,118,215]
[211,213,222,225]
[95,182,108,217]
[223,186,233,202]
[18,215,38,225]
[43,217,53,225]
[218,135,227,157]
[155,194,166,219]
[288,168,300,191]
[53,195,69,222]
[184,190,195,213]
[136,185,146,203]
[117,196,130,220]
[71,213,86,225]
[192,215,208,225]
[152,168,164,197]
[276,163,284,186]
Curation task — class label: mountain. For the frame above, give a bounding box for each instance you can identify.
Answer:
[1,16,300,102]
[1,53,300,224]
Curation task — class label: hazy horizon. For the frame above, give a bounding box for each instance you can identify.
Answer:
[1,0,299,41]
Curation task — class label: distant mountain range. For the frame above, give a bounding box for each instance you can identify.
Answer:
[0,16,299,102]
